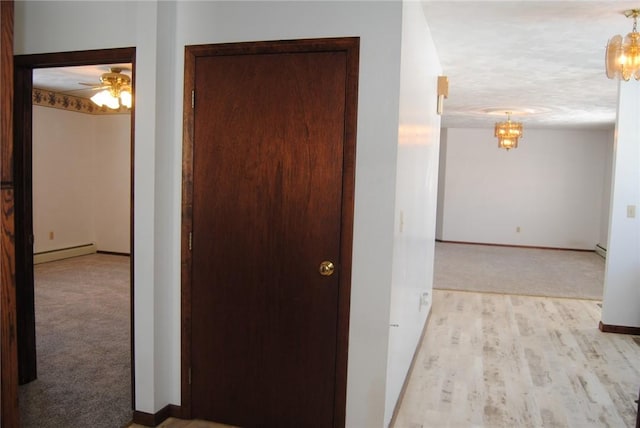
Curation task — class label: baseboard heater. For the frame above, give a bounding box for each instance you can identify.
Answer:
[595,244,607,259]
[34,243,97,265]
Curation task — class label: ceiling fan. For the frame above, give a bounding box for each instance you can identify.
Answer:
[79,67,133,109]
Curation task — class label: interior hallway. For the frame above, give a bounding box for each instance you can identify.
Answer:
[130,244,637,427]
[19,245,629,428]
[392,243,638,427]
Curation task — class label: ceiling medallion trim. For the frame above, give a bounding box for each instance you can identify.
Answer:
[457,106,551,117]
[32,88,130,115]
[482,107,540,116]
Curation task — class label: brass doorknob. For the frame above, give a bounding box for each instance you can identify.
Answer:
[319,261,335,276]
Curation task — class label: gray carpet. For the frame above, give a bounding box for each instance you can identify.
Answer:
[434,242,605,300]
[19,253,131,428]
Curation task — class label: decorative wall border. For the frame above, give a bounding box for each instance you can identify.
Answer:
[32,87,130,115]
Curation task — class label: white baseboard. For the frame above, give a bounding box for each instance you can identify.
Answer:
[34,243,97,265]
[595,244,606,259]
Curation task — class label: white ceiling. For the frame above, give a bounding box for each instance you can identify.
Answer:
[424,0,639,129]
[33,63,131,99]
[32,1,638,130]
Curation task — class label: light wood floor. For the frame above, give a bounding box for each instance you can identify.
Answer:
[131,289,640,427]
[129,419,234,428]
[393,290,640,427]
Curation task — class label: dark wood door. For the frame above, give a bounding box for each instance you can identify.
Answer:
[183,38,359,427]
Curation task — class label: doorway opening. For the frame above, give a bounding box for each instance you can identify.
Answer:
[13,48,135,426]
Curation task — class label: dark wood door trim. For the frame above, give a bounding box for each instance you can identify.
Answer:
[1,1,20,425]
[1,0,15,184]
[13,47,136,407]
[180,37,359,426]
[13,54,36,386]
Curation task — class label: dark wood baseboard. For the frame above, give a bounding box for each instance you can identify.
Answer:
[96,250,130,257]
[132,404,181,426]
[599,321,640,335]
[436,239,594,253]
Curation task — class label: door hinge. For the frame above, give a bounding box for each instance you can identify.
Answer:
[188,231,193,251]
[188,367,192,385]
[191,90,195,109]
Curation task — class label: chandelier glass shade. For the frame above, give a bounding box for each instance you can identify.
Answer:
[606,9,640,81]
[90,68,133,109]
[494,112,523,150]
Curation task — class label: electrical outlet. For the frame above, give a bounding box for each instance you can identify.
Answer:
[420,292,430,305]
[516,226,521,233]
[627,205,636,219]
[49,231,54,240]
[419,292,430,311]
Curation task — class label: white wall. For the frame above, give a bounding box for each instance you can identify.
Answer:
[93,114,131,253]
[601,80,640,328]
[16,2,409,426]
[436,128,448,240]
[599,135,614,250]
[385,1,441,424]
[32,106,130,254]
[33,106,96,253]
[438,127,613,250]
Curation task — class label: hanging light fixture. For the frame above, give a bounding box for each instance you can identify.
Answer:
[494,112,523,150]
[605,9,640,81]
[90,68,133,109]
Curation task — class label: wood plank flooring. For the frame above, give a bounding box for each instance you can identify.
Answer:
[393,290,640,428]
[129,418,234,428]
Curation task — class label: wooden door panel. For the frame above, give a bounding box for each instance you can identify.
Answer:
[191,49,346,427]
[1,1,20,425]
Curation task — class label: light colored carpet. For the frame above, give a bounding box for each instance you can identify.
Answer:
[434,242,605,300]
[19,253,131,428]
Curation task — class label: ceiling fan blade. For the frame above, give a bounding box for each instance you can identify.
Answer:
[63,87,104,93]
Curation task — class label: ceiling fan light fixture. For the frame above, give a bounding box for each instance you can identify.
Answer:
[606,9,640,81]
[106,94,121,110]
[89,67,133,110]
[494,112,523,150]
[91,89,119,109]
[120,90,132,109]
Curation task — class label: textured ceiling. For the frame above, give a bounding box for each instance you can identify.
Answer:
[33,64,131,99]
[424,0,639,129]
[32,1,638,130]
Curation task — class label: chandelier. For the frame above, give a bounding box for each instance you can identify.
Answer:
[605,9,640,81]
[90,68,133,109]
[494,112,523,150]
